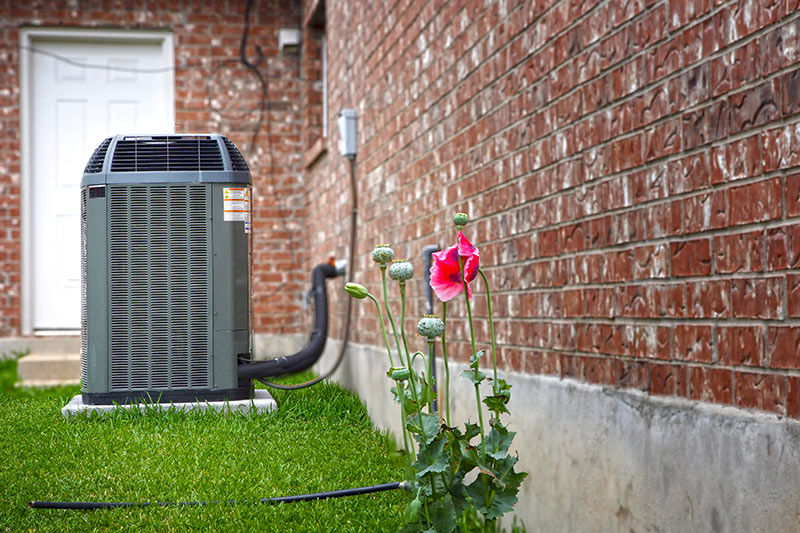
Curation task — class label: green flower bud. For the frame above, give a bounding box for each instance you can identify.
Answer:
[344,282,369,299]
[371,245,395,265]
[389,367,411,381]
[388,260,414,281]
[417,315,445,339]
[453,212,468,227]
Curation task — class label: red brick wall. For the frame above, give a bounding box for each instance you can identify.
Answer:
[0,0,305,337]
[308,0,800,417]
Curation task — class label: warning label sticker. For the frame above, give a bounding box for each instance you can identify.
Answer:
[223,187,251,233]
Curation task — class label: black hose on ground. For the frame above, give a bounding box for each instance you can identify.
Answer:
[29,481,406,510]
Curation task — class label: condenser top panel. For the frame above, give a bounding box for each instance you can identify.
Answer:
[81,134,251,186]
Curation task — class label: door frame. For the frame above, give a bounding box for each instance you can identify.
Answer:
[19,27,175,335]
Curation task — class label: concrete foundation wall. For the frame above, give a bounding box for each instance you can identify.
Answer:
[322,341,800,532]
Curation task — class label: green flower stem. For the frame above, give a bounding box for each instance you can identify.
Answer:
[426,340,435,415]
[400,284,437,500]
[440,302,451,426]
[366,294,395,368]
[459,258,485,463]
[478,269,498,389]
[381,266,404,363]
[395,379,414,463]
[460,255,488,505]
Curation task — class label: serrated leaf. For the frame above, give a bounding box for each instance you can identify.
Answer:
[469,349,485,370]
[465,475,517,521]
[485,423,515,460]
[460,368,486,385]
[463,422,481,441]
[413,436,449,477]
[410,412,441,445]
[429,493,458,533]
[483,394,510,415]
[491,454,528,493]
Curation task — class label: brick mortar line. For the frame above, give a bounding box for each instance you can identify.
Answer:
[361,3,800,189]
[357,0,607,170]
[465,205,800,265]
[396,52,800,216]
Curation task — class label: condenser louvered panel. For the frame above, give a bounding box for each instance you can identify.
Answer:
[80,188,88,390]
[108,185,211,392]
[110,136,225,172]
[84,138,111,173]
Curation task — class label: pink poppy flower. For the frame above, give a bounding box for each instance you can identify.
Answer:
[429,231,480,301]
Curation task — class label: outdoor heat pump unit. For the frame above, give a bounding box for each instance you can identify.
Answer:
[80,134,254,405]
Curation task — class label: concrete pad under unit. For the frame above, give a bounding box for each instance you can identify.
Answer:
[61,389,277,417]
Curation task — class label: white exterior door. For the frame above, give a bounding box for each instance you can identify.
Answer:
[27,35,174,331]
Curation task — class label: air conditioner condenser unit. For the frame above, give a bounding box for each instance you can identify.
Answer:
[79,134,253,405]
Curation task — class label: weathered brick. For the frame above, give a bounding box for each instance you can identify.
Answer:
[644,118,681,161]
[788,273,800,317]
[646,200,683,239]
[710,134,762,184]
[768,326,800,368]
[634,325,671,359]
[765,223,800,270]
[714,230,762,273]
[783,69,800,116]
[760,18,800,75]
[684,190,727,234]
[688,366,733,405]
[682,100,727,149]
[646,36,683,84]
[669,0,710,29]
[728,178,782,226]
[718,326,764,366]
[728,79,781,135]
[671,239,712,277]
[762,123,800,171]
[731,277,783,319]
[734,371,786,415]
[686,280,730,318]
[729,0,782,42]
[788,376,800,418]
[675,325,714,363]
[615,359,650,390]
[649,362,686,397]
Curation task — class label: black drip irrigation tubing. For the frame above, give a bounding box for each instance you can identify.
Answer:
[29,481,406,510]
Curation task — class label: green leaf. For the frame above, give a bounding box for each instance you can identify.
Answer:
[463,422,481,441]
[469,350,485,370]
[465,475,517,522]
[409,412,441,445]
[413,436,449,477]
[491,454,528,493]
[429,493,458,533]
[483,394,510,415]
[460,368,486,385]
[485,423,515,460]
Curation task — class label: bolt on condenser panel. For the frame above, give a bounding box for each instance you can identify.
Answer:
[80,135,252,405]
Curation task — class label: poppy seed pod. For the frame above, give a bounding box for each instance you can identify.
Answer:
[388,260,414,281]
[453,212,468,227]
[371,245,395,265]
[417,316,445,339]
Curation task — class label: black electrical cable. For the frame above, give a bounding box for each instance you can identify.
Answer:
[29,481,405,510]
[257,156,358,391]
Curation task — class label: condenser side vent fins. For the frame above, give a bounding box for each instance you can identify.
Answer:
[110,136,225,172]
[84,137,112,173]
[222,137,249,171]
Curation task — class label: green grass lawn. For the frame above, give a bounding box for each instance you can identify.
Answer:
[0,357,407,532]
